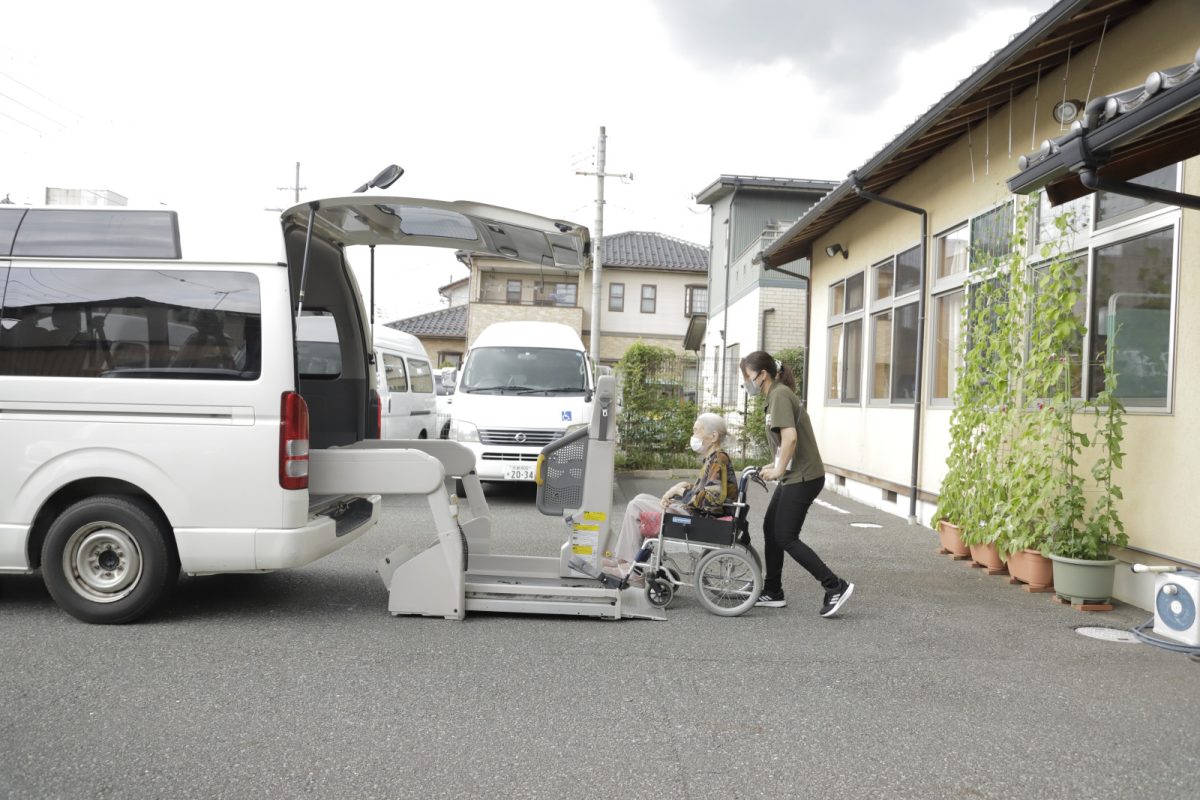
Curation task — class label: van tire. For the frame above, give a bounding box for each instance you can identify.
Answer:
[41,495,179,624]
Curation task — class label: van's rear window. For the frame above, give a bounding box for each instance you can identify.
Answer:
[0,267,261,380]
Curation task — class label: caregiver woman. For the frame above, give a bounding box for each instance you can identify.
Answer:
[740,350,854,617]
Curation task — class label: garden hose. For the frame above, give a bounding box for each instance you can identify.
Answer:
[1130,617,1200,663]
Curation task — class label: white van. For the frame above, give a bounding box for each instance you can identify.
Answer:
[0,200,587,623]
[450,321,594,482]
[373,327,437,439]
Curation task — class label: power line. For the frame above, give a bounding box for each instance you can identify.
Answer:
[0,87,66,127]
[0,105,46,136]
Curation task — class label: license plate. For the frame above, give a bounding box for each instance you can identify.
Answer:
[505,464,536,481]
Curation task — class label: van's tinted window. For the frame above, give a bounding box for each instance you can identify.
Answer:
[11,210,181,259]
[383,353,408,392]
[0,267,261,379]
[408,358,433,393]
[0,208,23,255]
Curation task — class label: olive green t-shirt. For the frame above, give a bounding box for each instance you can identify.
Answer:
[764,381,825,484]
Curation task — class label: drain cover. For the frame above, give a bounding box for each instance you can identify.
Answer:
[1075,626,1139,643]
[850,523,882,529]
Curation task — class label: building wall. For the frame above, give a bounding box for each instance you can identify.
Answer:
[584,331,689,364]
[441,282,469,307]
[415,336,467,367]
[802,0,1200,577]
[708,190,824,315]
[578,266,704,344]
[700,284,809,410]
[466,302,584,348]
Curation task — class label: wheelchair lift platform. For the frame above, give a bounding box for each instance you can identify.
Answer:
[309,376,663,621]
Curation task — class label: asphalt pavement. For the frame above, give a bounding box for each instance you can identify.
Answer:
[1,477,1197,800]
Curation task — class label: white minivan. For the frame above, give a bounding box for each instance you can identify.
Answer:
[0,199,587,623]
[374,327,437,439]
[449,321,594,482]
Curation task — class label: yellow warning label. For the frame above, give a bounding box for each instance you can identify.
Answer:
[583,511,607,522]
[573,524,599,532]
[571,545,594,555]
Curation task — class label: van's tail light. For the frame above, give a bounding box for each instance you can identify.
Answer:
[369,389,382,439]
[279,391,310,490]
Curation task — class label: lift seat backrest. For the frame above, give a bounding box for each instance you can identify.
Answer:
[535,427,589,517]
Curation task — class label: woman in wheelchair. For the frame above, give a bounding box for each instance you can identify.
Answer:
[603,412,736,581]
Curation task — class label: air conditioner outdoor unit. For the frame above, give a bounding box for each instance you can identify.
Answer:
[1153,569,1200,646]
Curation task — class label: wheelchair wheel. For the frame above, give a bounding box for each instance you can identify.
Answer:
[646,576,675,608]
[694,548,761,617]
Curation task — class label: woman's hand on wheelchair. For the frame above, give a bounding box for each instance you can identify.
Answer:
[760,465,783,482]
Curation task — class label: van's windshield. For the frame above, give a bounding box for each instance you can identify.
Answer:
[460,346,588,395]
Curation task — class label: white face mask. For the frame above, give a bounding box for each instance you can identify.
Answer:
[744,372,763,397]
[689,435,706,453]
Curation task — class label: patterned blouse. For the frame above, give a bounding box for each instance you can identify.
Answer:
[681,450,738,515]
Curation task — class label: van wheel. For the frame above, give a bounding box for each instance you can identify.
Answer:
[418,430,428,439]
[41,495,179,624]
[440,423,450,440]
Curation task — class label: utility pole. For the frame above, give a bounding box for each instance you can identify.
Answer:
[264,162,307,213]
[278,161,306,204]
[576,126,631,366]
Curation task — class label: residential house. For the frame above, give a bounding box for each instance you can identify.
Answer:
[455,231,709,366]
[695,175,838,411]
[386,277,470,367]
[757,0,1199,609]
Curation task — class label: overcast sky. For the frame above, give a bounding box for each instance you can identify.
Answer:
[2,0,1054,322]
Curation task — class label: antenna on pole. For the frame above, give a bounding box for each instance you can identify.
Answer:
[278,161,307,204]
[576,126,632,366]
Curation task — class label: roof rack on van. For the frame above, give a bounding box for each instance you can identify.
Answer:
[0,207,182,260]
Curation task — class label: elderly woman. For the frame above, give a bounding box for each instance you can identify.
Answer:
[603,412,737,581]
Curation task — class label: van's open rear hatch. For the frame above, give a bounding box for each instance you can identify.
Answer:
[281,197,590,268]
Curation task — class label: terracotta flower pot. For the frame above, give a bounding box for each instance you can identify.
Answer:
[969,541,1006,573]
[936,520,970,557]
[1007,549,1054,589]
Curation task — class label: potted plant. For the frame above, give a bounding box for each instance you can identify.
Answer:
[1044,354,1127,606]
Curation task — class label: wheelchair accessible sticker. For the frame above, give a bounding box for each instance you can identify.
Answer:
[562,410,573,421]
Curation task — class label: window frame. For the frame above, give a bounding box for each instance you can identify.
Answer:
[608,282,624,312]
[505,279,522,305]
[864,248,920,407]
[825,270,866,406]
[685,284,708,317]
[640,284,657,314]
[927,200,1017,408]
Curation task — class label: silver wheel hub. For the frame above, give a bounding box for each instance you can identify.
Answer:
[63,523,143,603]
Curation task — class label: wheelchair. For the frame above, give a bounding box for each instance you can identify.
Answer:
[629,466,766,616]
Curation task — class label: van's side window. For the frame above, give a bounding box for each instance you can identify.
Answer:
[408,359,433,393]
[0,267,261,380]
[383,353,408,392]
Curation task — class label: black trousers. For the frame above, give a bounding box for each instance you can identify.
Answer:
[762,476,838,594]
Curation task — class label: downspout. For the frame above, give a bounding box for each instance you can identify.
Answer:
[760,307,775,352]
[850,171,928,523]
[720,184,739,406]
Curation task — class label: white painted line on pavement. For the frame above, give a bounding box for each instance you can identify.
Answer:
[815,498,850,514]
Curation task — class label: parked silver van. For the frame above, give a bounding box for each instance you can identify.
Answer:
[0,200,587,623]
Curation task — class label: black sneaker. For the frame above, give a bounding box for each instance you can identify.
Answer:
[755,592,787,608]
[820,580,854,617]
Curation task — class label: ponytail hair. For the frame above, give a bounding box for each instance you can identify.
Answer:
[739,350,797,392]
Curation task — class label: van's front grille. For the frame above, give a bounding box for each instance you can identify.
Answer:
[481,453,539,462]
[478,428,565,447]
